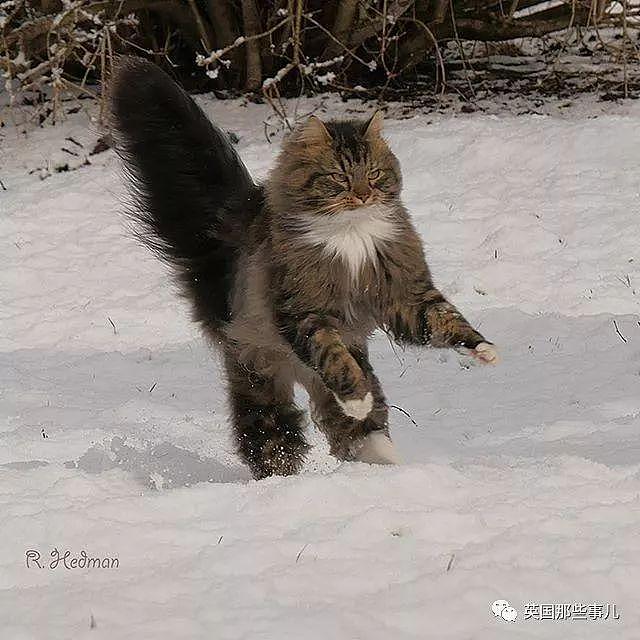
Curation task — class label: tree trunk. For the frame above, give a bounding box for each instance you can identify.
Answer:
[323,0,358,59]
[205,0,241,81]
[240,0,263,91]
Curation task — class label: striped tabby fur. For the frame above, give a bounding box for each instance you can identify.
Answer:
[111,58,497,479]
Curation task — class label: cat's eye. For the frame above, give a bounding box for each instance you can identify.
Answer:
[330,172,349,185]
[368,169,382,181]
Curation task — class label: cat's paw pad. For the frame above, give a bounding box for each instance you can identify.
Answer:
[472,342,499,364]
[334,392,373,420]
[354,431,401,465]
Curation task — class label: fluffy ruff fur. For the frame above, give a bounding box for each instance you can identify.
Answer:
[111,58,496,479]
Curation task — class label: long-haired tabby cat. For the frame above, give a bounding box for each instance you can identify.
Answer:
[110,58,498,479]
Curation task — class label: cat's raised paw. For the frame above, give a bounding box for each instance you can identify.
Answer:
[334,391,373,420]
[472,342,499,364]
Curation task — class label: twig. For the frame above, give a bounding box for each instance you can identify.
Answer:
[107,316,118,335]
[349,0,414,50]
[295,543,308,563]
[187,0,212,52]
[397,16,447,94]
[446,553,455,572]
[263,120,272,143]
[389,404,419,428]
[262,68,296,126]
[304,13,374,69]
[197,15,292,67]
[383,327,406,369]
[613,319,627,343]
[448,0,475,97]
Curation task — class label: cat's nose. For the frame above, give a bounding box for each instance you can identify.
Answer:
[352,188,372,204]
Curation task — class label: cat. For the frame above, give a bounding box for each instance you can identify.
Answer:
[110,57,498,479]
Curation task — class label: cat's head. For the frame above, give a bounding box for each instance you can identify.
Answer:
[268,112,402,216]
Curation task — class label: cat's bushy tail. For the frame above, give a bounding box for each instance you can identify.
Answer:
[110,57,260,330]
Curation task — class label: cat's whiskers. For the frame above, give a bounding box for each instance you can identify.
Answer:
[306,201,349,217]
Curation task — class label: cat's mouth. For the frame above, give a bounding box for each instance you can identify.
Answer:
[318,193,388,215]
[342,194,379,209]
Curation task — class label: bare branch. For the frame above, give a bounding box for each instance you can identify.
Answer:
[349,0,414,49]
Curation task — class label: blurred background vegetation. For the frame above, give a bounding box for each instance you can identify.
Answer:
[1,1,639,122]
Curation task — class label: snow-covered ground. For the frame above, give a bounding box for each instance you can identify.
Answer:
[2,95,640,639]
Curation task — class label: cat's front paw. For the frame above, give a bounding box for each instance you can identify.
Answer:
[471,342,499,364]
[333,391,374,420]
[353,431,401,465]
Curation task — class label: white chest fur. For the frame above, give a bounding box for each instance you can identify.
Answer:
[296,204,398,281]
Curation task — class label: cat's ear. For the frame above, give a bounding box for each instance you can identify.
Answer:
[297,115,332,145]
[363,110,384,140]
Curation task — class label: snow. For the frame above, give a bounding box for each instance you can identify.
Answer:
[2,95,640,638]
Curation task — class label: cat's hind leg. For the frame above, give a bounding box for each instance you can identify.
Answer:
[225,350,309,479]
[307,348,400,465]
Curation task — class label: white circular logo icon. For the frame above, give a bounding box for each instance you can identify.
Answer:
[491,600,518,623]
[501,606,518,622]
